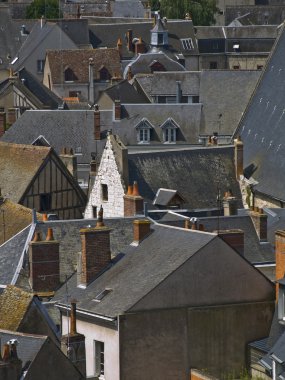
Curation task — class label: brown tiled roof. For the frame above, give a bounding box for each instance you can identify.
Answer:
[0,199,42,244]
[0,285,33,331]
[0,142,51,203]
[46,48,122,84]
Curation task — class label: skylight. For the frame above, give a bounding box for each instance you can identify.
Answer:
[93,288,112,302]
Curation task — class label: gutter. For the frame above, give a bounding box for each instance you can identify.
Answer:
[56,303,116,323]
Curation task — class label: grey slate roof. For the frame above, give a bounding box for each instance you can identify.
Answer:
[128,145,243,210]
[103,79,150,103]
[0,225,31,286]
[157,213,273,264]
[0,330,46,368]
[54,224,216,318]
[235,24,285,203]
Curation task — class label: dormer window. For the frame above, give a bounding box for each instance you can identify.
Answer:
[64,67,77,82]
[98,66,111,81]
[149,60,165,73]
[160,118,179,143]
[278,282,285,322]
[135,118,153,144]
[181,38,194,50]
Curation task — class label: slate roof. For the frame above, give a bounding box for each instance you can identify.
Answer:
[0,199,42,244]
[157,212,273,264]
[54,224,216,318]
[46,48,122,84]
[235,24,285,203]
[153,188,182,206]
[0,329,46,368]
[0,225,32,286]
[0,142,51,203]
[88,19,198,58]
[57,19,90,47]
[102,79,149,103]
[225,6,285,26]
[128,145,243,210]
[0,285,33,331]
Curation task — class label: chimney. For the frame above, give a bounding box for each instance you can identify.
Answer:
[79,206,112,286]
[135,37,146,54]
[7,108,16,126]
[275,230,285,298]
[185,218,191,229]
[0,112,6,137]
[94,107,101,140]
[215,229,244,256]
[0,342,22,379]
[133,219,151,243]
[29,228,60,293]
[117,37,123,57]
[223,190,238,216]
[127,66,133,81]
[60,147,78,180]
[124,181,144,216]
[114,100,121,120]
[40,15,45,29]
[176,81,182,103]
[234,136,243,180]
[88,58,94,104]
[61,300,86,377]
[126,29,133,51]
[250,207,267,242]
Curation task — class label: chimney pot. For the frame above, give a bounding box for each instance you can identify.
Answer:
[132,181,140,196]
[46,227,54,241]
[199,224,205,231]
[126,185,133,195]
[96,205,105,228]
[33,231,41,242]
[70,300,77,335]
[2,344,10,361]
[185,219,191,229]
[234,135,244,179]
[42,213,48,222]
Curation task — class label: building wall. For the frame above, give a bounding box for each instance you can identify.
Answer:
[62,315,119,380]
[228,55,268,70]
[85,137,125,218]
[119,302,274,380]
[199,55,227,70]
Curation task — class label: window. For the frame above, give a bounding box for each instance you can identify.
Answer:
[257,65,263,70]
[278,284,285,322]
[94,341,104,378]
[93,288,112,302]
[160,118,179,144]
[233,65,240,70]
[192,96,200,103]
[210,61,217,69]
[37,59,45,73]
[69,91,81,97]
[64,68,77,82]
[92,206,97,218]
[101,184,108,201]
[149,60,165,73]
[40,193,52,211]
[99,66,111,81]
[157,33,164,44]
[135,118,153,144]
[181,38,194,50]
[74,146,82,155]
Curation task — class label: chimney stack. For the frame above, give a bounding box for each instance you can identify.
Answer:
[61,300,86,377]
[0,112,6,137]
[114,100,121,120]
[0,342,22,380]
[60,147,78,180]
[94,106,101,140]
[135,37,146,55]
[133,219,151,243]
[234,136,243,180]
[126,29,133,51]
[223,190,238,216]
[117,37,123,57]
[215,229,244,256]
[79,206,112,286]
[124,181,144,216]
[250,207,267,242]
[88,58,94,105]
[176,81,182,103]
[29,228,60,293]
[275,230,285,298]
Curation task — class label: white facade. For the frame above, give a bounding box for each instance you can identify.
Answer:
[84,136,125,218]
[62,314,120,379]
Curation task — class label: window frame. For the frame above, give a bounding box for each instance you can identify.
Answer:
[37,59,45,73]
[94,340,105,378]
[180,38,194,50]
[135,118,153,144]
[101,184,108,201]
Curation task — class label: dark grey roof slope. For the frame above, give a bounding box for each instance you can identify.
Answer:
[128,146,243,210]
[158,213,273,264]
[57,19,90,47]
[0,330,46,368]
[0,225,31,286]
[55,224,216,317]
[235,24,285,202]
[103,79,149,103]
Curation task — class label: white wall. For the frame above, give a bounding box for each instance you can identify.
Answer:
[62,314,120,380]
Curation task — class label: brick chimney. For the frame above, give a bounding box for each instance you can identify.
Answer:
[117,37,123,57]
[223,190,238,216]
[133,219,151,243]
[275,230,285,298]
[135,37,146,54]
[61,300,86,377]
[215,229,244,256]
[126,29,133,51]
[114,100,121,120]
[60,147,77,180]
[127,66,133,81]
[124,181,144,216]
[7,108,16,126]
[0,112,6,137]
[88,58,94,104]
[0,342,22,380]
[29,228,60,293]
[250,207,267,242]
[94,106,101,140]
[79,206,112,286]
[234,136,243,180]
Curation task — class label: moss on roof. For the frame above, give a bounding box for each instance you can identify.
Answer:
[0,285,34,331]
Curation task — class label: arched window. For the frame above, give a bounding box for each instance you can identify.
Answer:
[98,66,111,81]
[64,67,77,82]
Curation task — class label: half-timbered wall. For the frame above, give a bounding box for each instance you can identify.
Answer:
[21,154,86,219]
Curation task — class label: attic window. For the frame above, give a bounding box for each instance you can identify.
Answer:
[149,60,165,73]
[135,118,153,144]
[181,38,194,50]
[101,184,108,201]
[160,118,179,143]
[64,67,77,82]
[98,66,111,81]
[93,288,112,302]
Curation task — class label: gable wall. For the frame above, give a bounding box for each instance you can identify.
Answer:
[85,137,125,218]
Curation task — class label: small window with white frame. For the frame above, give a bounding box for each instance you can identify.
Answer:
[278,283,285,322]
[180,38,194,50]
[135,118,154,144]
[160,118,179,144]
[94,340,104,378]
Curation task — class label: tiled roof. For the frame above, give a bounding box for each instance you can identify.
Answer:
[0,285,33,331]
[46,48,122,84]
[0,141,51,203]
